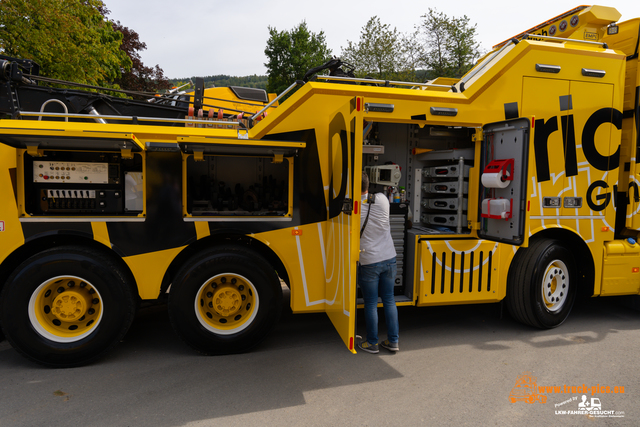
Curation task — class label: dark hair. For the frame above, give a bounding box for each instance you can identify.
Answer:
[361,171,369,193]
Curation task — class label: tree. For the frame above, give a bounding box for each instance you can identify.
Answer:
[446,14,482,77]
[399,31,423,82]
[341,16,415,81]
[264,22,331,94]
[109,20,172,94]
[417,9,480,78]
[0,0,131,87]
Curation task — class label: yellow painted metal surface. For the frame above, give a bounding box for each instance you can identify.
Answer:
[0,119,241,145]
[601,240,640,295]
[0,144,24,265]
[91,222,111,248]
[194,221,211,239]
[198,87,275,116]
[417,239,505,306]
[494,5,622,48]
[611,20,640,230]
[520,58,625,295]
[250,223,329,314]
[123,246,186,299]
[323,97,362,353]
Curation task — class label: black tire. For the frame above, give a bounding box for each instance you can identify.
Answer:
[168,245,283,355]
[507,238,577,329]
[0,246,136,367]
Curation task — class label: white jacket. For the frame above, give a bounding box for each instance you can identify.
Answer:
[359,192,397,265]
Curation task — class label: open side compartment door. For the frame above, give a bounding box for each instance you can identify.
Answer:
[177,136,305,159]
[324,97,363,353]
[0,121,146,219]
[0,122,144,155]
[477,117,530,245]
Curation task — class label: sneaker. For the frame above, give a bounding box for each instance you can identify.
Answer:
[380,339,399,352]
[357,341,379,354]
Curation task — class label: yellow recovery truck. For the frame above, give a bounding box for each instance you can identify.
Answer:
[0,5,638,367]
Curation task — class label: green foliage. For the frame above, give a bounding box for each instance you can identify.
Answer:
[0,0,131,88]
[339,11,480,83]
[171,75,268,90]
[110,19,171,94]
[264,22,331,94]
[341,17,416,81]
[417,8,480,78]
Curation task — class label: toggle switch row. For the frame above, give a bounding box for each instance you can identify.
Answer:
[46,190,97,199]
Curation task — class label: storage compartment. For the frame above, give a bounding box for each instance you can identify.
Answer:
[409,126,475,235]
[359,122,477,305]
[185,154,291,218]
[23,151,143,216]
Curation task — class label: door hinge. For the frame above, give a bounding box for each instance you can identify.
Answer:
[342,198,353,215]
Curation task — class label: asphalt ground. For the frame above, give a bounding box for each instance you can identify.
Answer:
[0,291,638,426]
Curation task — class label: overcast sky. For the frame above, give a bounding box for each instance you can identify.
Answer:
[103,1,638,79]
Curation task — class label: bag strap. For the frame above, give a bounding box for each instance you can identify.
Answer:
[360,193,376,238]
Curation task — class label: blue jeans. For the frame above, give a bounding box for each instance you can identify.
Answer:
[359,257,399,345]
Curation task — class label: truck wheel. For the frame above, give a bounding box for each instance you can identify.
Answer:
[507,238,577,329]
[168,246,283,355]
[0,246,136,367]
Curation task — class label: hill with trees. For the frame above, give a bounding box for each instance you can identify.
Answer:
[169,75,268,90]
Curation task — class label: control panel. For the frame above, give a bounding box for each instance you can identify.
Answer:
[32,161,114,184]
[38,188,123,214]
[24,152,141,216]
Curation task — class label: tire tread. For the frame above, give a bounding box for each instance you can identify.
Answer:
[0,245,136,368]
[507,238,576,329]
[168,245,283,356]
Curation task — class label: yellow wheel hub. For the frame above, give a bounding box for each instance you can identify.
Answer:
[195,273,258,334]
[29,276,103,343]
[51,290,91,322]
[212,286,242,317]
